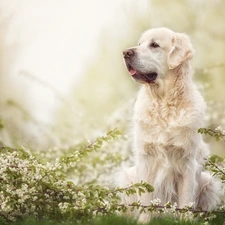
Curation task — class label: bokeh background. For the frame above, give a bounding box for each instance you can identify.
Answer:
[0,0,225,166]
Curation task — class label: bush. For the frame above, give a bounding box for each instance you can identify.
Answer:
[0,128,224,224]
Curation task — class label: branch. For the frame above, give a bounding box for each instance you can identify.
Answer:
[198,127,225,141]
[118,203,225,214]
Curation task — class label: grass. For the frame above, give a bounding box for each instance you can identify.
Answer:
[2,215,225,225]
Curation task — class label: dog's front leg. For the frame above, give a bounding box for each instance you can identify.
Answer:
[178,162,197,208]
[136,154,155,223]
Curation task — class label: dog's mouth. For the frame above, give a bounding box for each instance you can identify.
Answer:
[125,62,157,84]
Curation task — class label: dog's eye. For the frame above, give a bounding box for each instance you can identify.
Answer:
[150,42,160,48]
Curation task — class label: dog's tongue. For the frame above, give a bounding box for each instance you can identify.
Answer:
[129,68,136,76]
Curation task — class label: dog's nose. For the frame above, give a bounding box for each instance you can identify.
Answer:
[123,49,135,58]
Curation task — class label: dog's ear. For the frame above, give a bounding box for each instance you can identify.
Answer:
[167,33,195,70]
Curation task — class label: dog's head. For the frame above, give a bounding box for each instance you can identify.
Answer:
[123,27,194,85]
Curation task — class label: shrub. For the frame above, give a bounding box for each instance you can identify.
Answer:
[0,129,153,223]
[0,127,224,224]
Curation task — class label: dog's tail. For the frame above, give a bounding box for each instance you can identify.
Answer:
[195,172,221,210]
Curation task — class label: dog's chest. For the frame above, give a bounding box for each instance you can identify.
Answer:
[134,94,190,149]
[135,99,185,129]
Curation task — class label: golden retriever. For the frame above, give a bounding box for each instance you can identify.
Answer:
[116,27,220,223]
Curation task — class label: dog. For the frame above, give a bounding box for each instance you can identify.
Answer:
[116,27,220,223]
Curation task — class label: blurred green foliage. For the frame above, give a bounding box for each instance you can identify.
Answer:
[0,1,225,154]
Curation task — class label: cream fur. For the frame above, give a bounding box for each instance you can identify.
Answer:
[117,28,220,223]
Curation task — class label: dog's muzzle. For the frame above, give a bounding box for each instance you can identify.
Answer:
[123,49,157,84]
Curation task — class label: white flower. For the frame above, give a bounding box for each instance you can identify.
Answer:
[63,195,70,200]
[150,198,161,206]
[33,196,38,201]
[182,211,194,221]
[186,202,195,208]
[58,202,69,213]
[215,126,223,132]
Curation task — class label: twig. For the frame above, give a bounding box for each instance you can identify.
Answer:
[207,159,225,177]
[118,203,225,214]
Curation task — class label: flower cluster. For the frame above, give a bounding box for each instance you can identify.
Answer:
[0,129,125,222]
